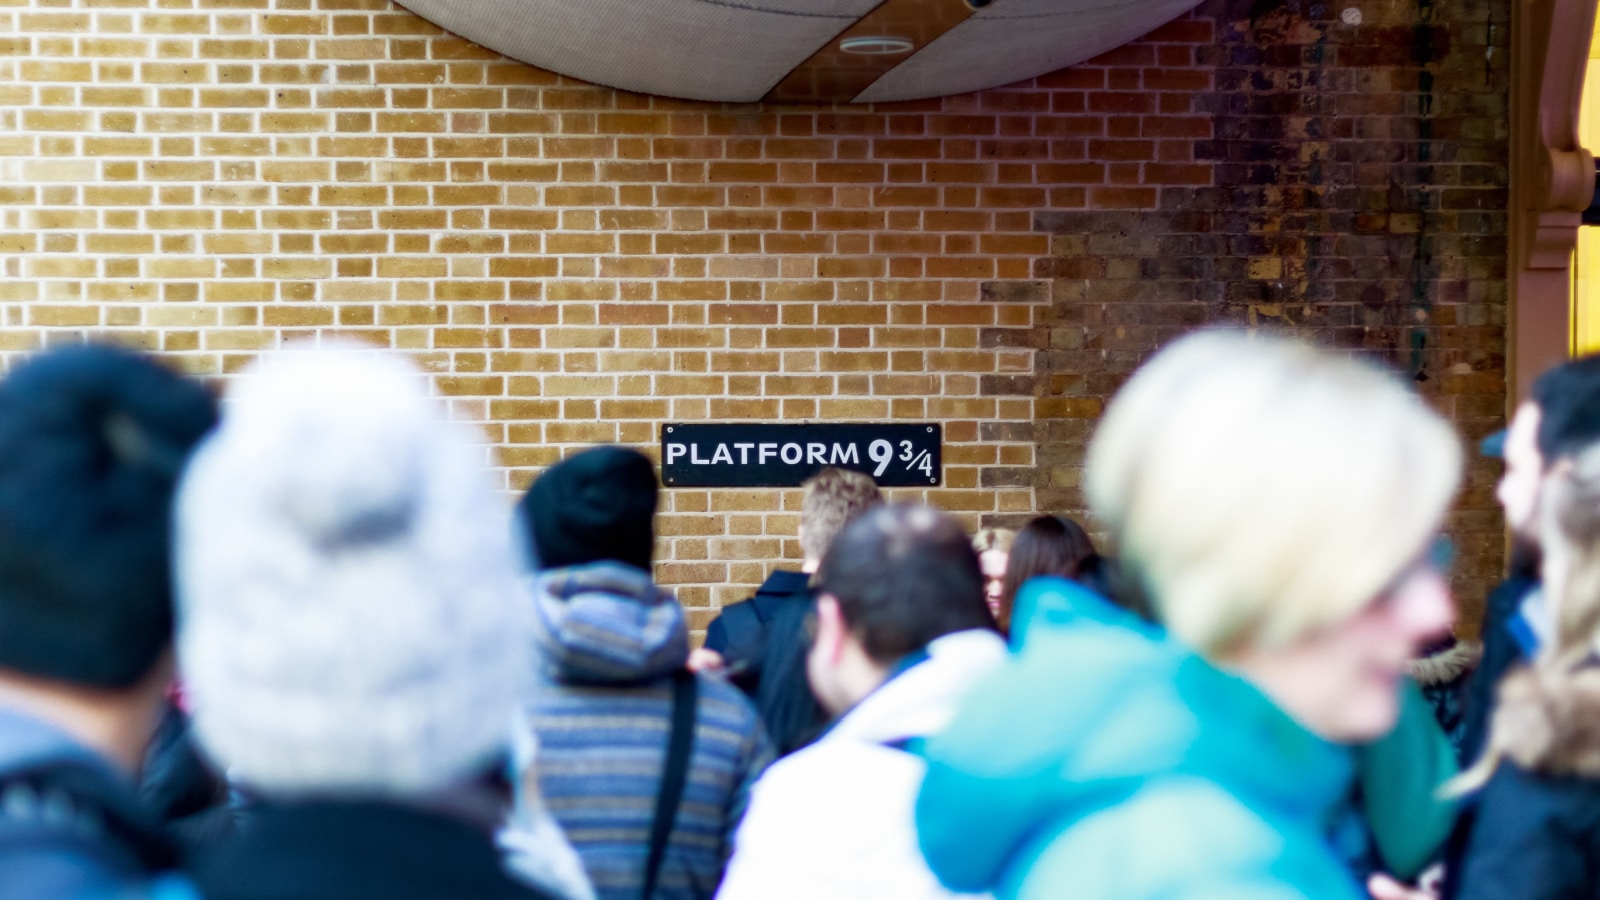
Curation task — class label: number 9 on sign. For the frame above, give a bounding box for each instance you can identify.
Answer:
[868,439,893,477]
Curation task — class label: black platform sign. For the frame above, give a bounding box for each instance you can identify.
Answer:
[661,423,941,488]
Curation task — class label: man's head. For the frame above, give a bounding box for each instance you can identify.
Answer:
[0,344,216,767]
[798,467,881,569]
[1499,355,1600,543]
[521,445,659,573]
[808,504,993,714]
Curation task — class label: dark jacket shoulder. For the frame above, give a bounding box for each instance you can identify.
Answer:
[1453,764,1600,900]
[700,569,825,756]
[191,799,556,900]
[703,569,812,661]
[1453,664,1600,900]
[0,710,184,899]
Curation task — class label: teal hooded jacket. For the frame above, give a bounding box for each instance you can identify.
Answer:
[914,578,1365,900]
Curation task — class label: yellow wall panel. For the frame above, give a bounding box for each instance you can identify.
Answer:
[1576,46,1600,353]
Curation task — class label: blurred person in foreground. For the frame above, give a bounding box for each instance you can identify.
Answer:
[915,330,1461,900]
[1447,440,1600,898]
[696,467,882,756]
[518,446,772,900]
[993,515,1095,636]
[716,504,1005,900]
[0,345,215,897]
[174,347,577,900]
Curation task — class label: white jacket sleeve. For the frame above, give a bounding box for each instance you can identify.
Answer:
[717,743,989,900]
[716,758,823,900]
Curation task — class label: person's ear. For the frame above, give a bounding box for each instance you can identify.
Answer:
[814,594,847,663]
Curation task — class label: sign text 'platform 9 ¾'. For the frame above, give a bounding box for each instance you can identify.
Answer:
[660,423,942,488]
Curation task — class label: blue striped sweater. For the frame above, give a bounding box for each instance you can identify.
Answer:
[526,563,772,900]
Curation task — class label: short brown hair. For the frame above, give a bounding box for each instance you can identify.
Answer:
[800,468,882,562]
[818,504,993,663]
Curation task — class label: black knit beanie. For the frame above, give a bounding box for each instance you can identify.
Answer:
[0,344,218,688]
[520,446,658,573]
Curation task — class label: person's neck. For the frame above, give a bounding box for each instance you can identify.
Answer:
[827,650,891,715]
[1224,651,1348,742]
[0,670,162,773]
[801,558,819,575]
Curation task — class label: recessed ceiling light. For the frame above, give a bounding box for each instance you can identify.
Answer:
[839,36,915,55]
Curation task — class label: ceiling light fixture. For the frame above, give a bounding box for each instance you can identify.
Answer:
[839,36,915,55]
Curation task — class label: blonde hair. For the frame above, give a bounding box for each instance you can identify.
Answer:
[971,527,1015,556]
[1453,442,1600,793]
[800,468,882,562]
[1086,330,1462,657]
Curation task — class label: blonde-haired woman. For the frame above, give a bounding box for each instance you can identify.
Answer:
[915,331,1461,900]
[972,527,1015,621]
[1450,442,1600,899]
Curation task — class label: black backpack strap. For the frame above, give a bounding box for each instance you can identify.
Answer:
[642,669,698,900]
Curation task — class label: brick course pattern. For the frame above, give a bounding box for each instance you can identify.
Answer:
[0,0,1507,628]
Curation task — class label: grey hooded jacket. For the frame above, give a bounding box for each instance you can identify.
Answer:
[524,562,772,900]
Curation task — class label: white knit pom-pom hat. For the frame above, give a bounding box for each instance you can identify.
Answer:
[175,342,530,797]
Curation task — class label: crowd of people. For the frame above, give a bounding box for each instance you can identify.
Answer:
[0,330,1595,899]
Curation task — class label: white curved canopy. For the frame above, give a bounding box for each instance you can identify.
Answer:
[393,0,1206,104]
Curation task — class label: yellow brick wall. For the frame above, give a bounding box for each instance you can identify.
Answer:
[0,0,1054,631]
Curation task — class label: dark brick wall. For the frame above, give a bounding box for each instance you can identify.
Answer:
[1012,0,1510,618]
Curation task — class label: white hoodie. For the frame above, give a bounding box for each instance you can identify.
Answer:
[716,629,1005,900]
